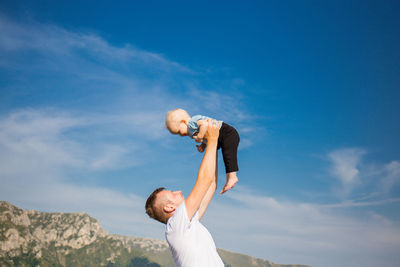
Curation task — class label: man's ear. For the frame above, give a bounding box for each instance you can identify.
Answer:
[163,204,176,214]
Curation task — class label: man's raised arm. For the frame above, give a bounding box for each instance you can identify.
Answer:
[197,156,217,221]
[185,119,220,221]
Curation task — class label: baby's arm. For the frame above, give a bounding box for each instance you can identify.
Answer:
[193,120,209,143]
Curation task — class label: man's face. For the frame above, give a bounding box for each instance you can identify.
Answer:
[158,189,184,208]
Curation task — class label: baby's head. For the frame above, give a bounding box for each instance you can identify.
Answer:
[166,108,190,136]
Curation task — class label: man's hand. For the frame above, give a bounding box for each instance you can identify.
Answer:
[204,119,220,144]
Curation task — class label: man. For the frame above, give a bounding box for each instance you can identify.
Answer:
[145,119,224,267]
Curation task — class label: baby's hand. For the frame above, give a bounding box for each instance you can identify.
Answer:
[196,143,206,153]
[194,135,203,143]
[196,145,204,153]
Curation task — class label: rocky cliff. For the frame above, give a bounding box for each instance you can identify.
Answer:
[0,201,311,267]
[1,201,107,255]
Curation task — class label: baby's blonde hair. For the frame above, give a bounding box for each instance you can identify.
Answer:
[165,108,190,134]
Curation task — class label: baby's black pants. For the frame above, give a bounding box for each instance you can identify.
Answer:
[217,122,240,173]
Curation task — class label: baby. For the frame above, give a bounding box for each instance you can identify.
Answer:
[166,108,240,194]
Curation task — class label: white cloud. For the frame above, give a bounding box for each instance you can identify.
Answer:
[381,161,400,194]
[0,110,82,178]
[320,197,400,208]
[327,148,400,200]
[0,109,142,176]
[328,148,365,196]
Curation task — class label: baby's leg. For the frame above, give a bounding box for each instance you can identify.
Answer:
[220,130,240,194]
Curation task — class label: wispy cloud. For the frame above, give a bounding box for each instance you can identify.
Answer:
[328,148,365,197]
[0,15,190,73]
[320,197,400,208]
[0,109,149,175]
[327,148,400,201]
[381,160,400,194]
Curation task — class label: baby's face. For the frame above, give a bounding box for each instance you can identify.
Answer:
[178,122,188,136]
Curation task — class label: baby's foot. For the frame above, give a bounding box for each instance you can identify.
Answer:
[220,173,238,194]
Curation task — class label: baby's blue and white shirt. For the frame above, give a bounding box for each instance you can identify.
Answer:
[187,115,223,138]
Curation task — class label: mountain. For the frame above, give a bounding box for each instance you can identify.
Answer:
[0,201,311,267]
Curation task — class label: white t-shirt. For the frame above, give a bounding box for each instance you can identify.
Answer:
[165,202,224,267]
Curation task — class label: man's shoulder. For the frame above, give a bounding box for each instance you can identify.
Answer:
[166,202,198,234]
[166,202,186,230]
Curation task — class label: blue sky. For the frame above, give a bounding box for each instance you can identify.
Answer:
[1,1,399,266]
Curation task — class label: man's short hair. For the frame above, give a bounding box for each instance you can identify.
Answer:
[145,187,167,224]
